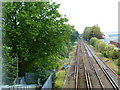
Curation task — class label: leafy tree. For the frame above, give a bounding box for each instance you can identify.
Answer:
[70,30,79,43]
[2,2,76,84]
[83,25,102,41]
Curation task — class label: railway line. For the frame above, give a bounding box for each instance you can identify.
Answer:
[63,39,120,89]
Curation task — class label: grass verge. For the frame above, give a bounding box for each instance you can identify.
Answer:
[53,70,66,88]
[53,44,76,88]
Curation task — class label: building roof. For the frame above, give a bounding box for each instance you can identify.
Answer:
[110,39,120,43]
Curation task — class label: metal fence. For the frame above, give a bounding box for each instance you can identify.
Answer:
[1,84,38,90]
[1,73,53,90]
[41,73,53,89]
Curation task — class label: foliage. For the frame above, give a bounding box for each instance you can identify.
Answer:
[94,40,102,49]
[90,38,106,53]
[97,41,106,53]
[35,68,51,85]
[110,49,119,59]
[117,71,120,76]
[2,2,78,84]
[104,44,116,58]
[83,25,102,41]
[2,45,17,85]
[70,31,79,43]
[89,37,119,60]
[89,37,98,47]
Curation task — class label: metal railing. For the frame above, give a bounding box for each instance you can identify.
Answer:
[41,73,53,89]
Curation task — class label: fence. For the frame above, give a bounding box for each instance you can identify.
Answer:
[1,73,53,90]
[41,73,53,89]
[1,84,38,90]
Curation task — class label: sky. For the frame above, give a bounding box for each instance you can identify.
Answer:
[53,0,119,34]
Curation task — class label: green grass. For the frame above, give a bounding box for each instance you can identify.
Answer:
[96,52,104,59]
[53,45,76,88]
[106,59,118,72]
[53,70,66,88]
[53,57,70,88]
[96,52,119,72]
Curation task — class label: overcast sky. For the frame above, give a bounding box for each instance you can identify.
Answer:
[53,0,119,34]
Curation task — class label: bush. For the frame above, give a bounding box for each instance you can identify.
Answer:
[89,37,98,47]
[97,41,106,53]
[89,37,119,60]
[111,49,119,59]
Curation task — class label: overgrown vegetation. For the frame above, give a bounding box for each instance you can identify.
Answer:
[89,37,119,60]
[53,70,66,88]
[2,2,79,84]
[89,37,120,76]
[53,43,75,88]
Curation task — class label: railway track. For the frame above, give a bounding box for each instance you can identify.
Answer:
[81,39,119,89]
[63,39,119,89]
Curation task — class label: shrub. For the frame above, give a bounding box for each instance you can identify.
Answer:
[111,49,119,59]
[89,37,98,47]
[97,41,106,53]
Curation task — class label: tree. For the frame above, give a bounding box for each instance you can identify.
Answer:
[70,30,79,43]
[83,25,102,41]
[2,2,76,84]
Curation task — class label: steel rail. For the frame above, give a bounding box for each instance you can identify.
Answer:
[74,44,79,89]
[87,72,92,90]
[84,40,120,90]
[101,67,119,90]
[75,65,79,89]
[81,42,93,90]
[82,41,104,89]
